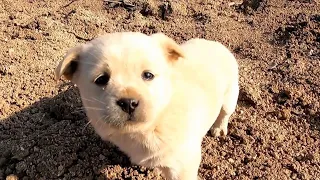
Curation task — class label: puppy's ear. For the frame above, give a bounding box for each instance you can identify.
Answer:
[151,33,184,61]
[55,45,83,81]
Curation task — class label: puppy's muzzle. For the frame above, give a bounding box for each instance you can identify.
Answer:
[116,98,139,115]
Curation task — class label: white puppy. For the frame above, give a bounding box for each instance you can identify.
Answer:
[55,32,239,180]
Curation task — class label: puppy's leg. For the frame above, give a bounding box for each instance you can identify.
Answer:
[211,82,239,137]
[160,147,202,180]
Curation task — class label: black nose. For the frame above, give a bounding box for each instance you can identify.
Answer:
[116,98,139,114]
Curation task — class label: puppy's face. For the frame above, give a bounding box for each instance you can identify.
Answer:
[55,32,184,131]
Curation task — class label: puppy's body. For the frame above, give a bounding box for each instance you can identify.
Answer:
[55,32,239,180]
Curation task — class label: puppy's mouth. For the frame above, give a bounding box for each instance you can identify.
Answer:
[127,114,135,121]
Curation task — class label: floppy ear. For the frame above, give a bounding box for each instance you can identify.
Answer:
[150,33,184,61]
[55,45,83,81]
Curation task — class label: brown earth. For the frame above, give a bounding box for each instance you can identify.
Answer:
[0,0,319,179]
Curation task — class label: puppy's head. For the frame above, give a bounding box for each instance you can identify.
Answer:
[55,32,184,132]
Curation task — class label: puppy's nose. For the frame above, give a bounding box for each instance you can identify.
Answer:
[116,98,139,114]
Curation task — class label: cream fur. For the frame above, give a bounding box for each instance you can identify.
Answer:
[55,32,239,180]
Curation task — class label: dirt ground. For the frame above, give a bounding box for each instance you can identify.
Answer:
[0,0,319,179]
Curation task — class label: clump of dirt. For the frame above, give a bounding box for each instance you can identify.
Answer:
[237,0,267,14]
[274,13,320,58]
[0,0,319,179]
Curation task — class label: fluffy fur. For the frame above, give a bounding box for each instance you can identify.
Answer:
[55,32,239,180]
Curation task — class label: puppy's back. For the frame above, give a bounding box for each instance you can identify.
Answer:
[176,38,238,92]
[182,38,238,75]
[166,39,238,138]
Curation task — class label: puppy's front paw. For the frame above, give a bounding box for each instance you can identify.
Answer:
[210,127,227,137]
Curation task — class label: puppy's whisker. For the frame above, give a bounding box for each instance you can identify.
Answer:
[98,115,105,124]
[81,98,93,102]
[84,107,105,111]
[75,106,86,110]
[93,114,105,128]
[96,115,108,132]
[82,97,109,106]
[92,97,106,105]
[71,109,85,114]
[81,97,99,103]
[82,120,92,133]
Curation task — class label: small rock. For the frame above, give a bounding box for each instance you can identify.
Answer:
[133,170,139,176]
[245,127,254,135]
[33,146,39,152]
[243,157,250,164]
[104,0,135,10]
[296,153,314,161]
[291,173,298,179]
[309,49,314,56]
[230,171,236,176]
[58,166,64,171]
[221,151,227,157]
[229,2,236,6]
[305,153,314,161]
[241,0,264,12]
[276,90,291,105]
[228,158,235,163]
[8,48,14,56]
[251,152,257,159]
[99,154,105,160]
[269,62,278,70]
[12,149,30,161]
[159,1,173,20]
[30,108,38,114]
[278,109,291,120]
[57,165,64,177]
[15,161,27,173]
[140,2,154,16]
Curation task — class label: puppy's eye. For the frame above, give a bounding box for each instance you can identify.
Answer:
[142,71,154,81]
[94,73,110,86]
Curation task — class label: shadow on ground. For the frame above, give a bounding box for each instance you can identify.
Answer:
[0,77,278,180]
[0,85,140,179]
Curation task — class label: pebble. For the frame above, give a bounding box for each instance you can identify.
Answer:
[12,149,30,161]
[230,171,236,176]
[15,161,27,173]
[291,173,298,179]
[8,48,14,56]
[99,154,105,160]
[57,165,64,177]
[228,158,235,163]
[278,109,291,120]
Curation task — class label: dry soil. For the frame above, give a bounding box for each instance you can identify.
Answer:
[0,0,319,179]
